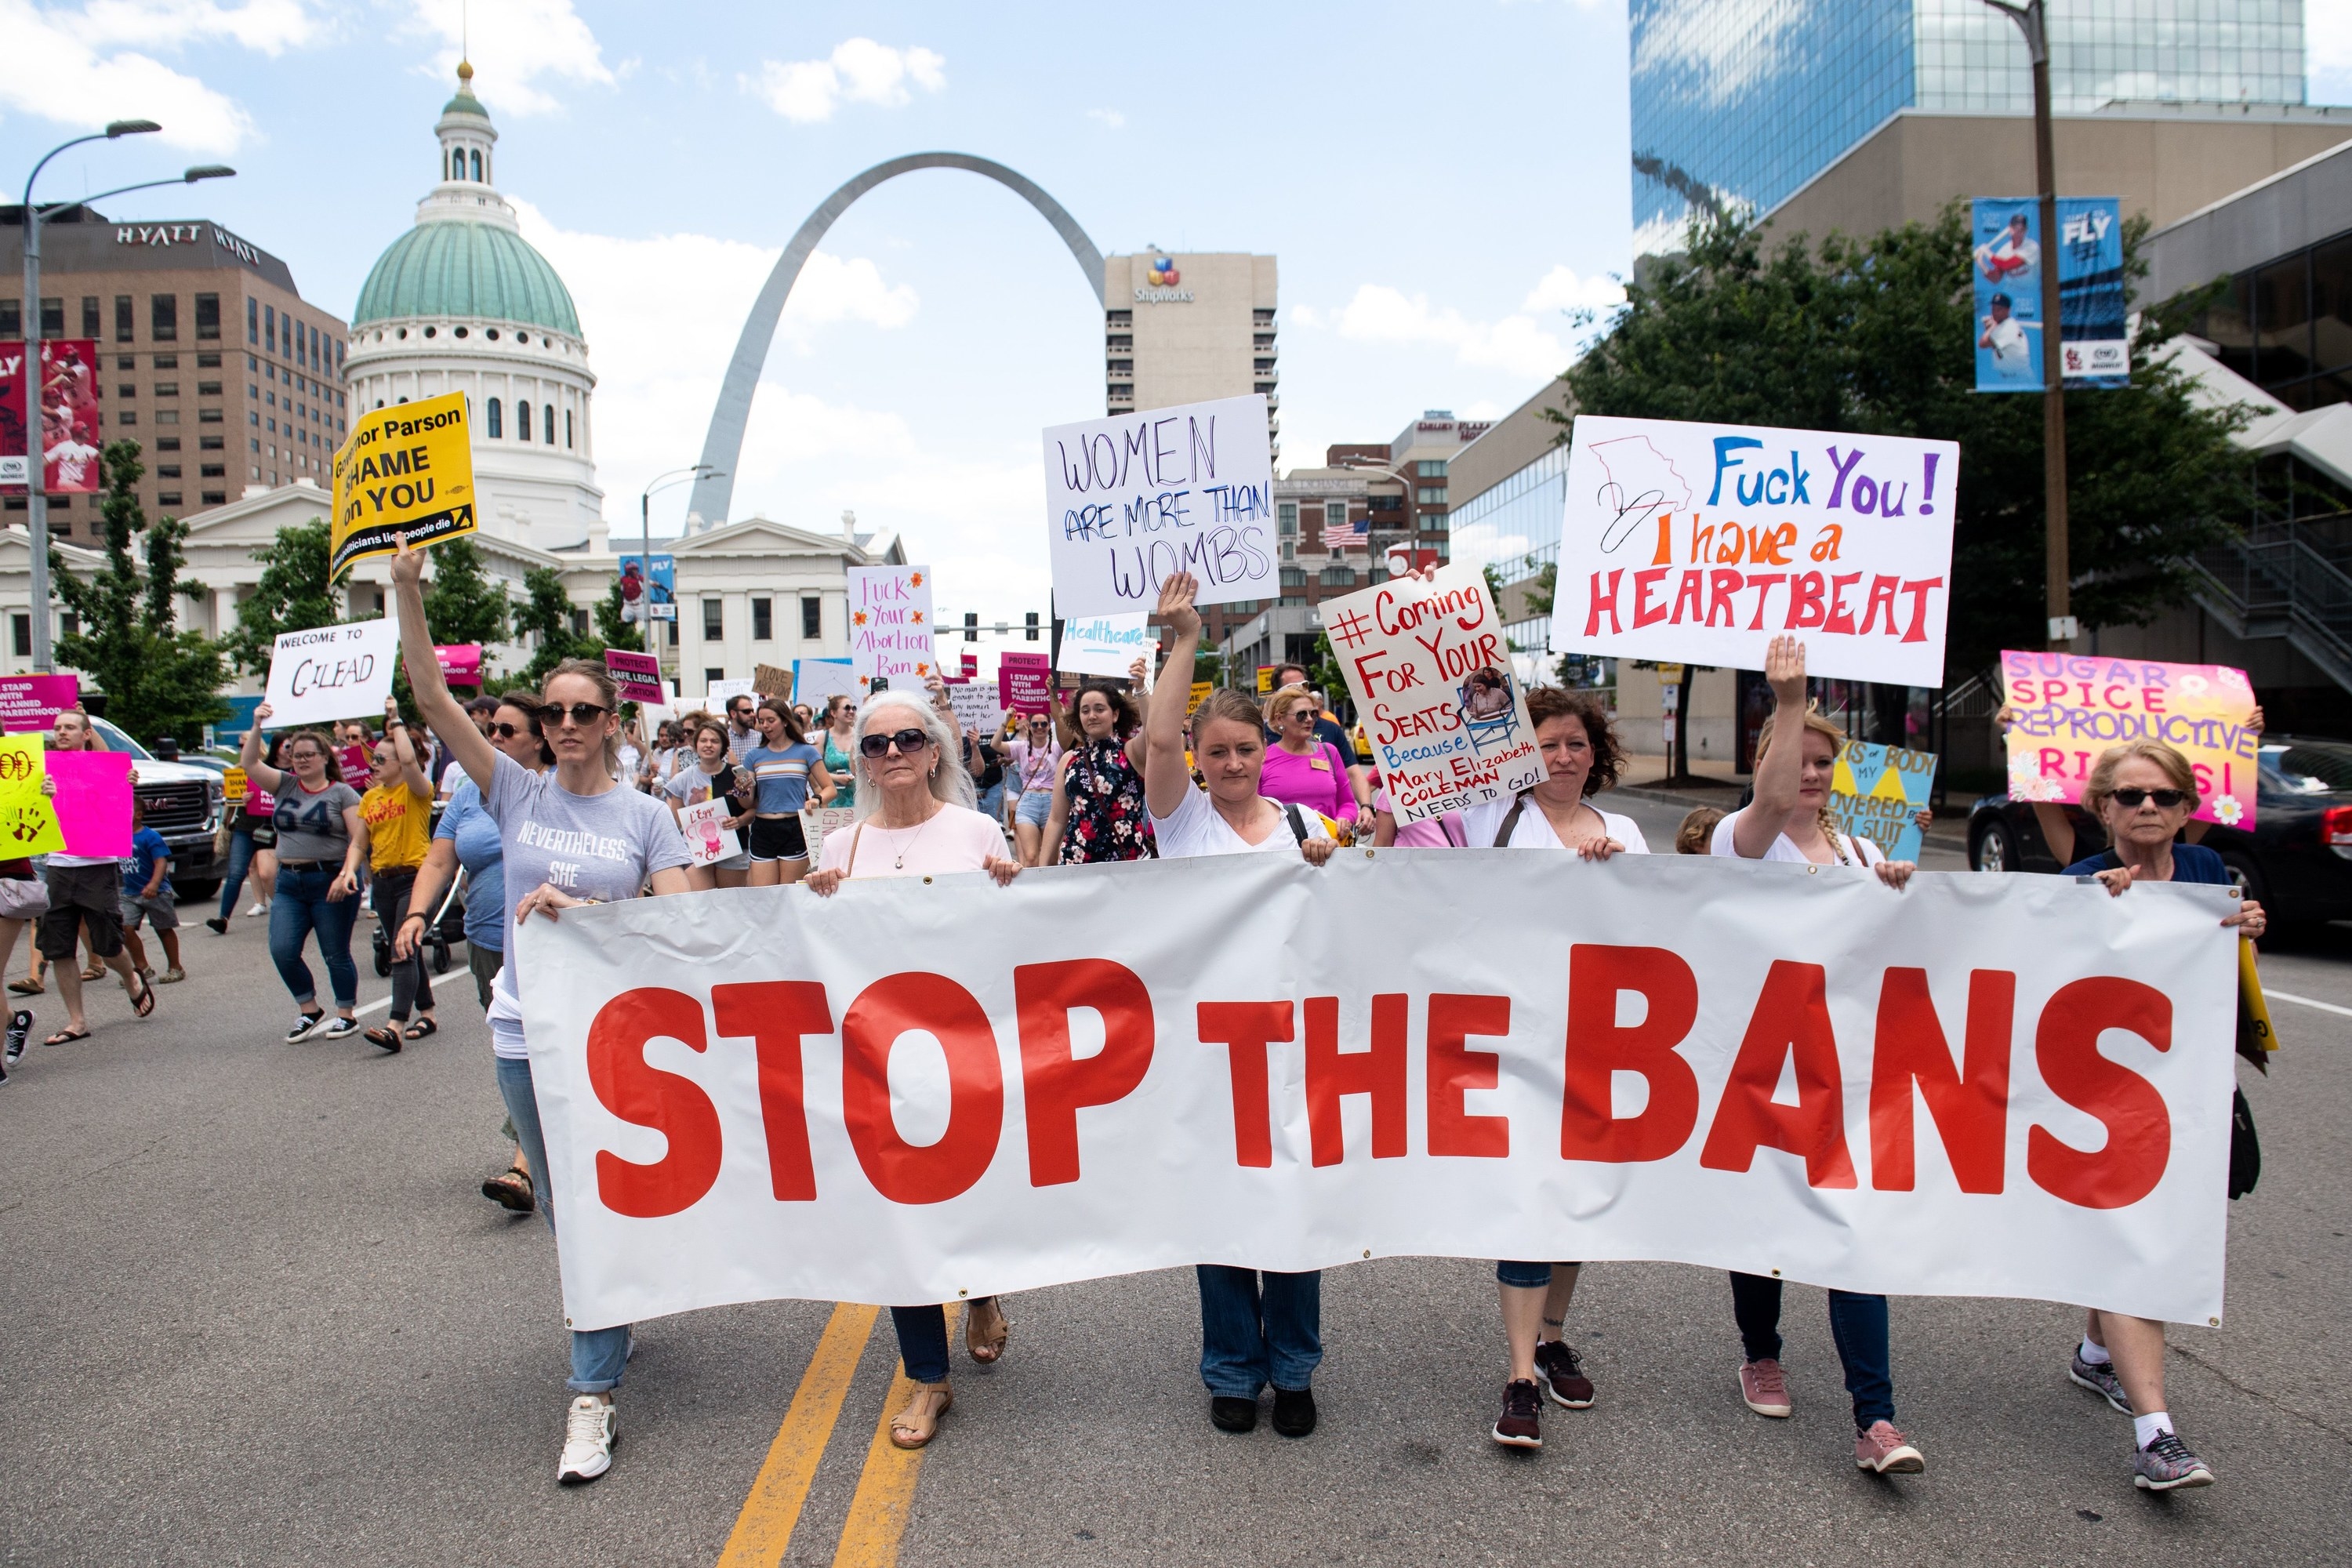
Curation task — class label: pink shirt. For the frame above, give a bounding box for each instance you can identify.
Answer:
[817,803,1007,879]
[1259,740,1358,824]
[1374,787,1454,847]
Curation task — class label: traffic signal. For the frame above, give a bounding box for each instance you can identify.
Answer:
[964,610,978,643]
[1025,611,1040,642]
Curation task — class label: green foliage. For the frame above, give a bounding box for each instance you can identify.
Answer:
[593,579,641,653]
[222,517,336,676]
[49,440,230,746]
[513,565,598,685]
[1556,205,2253,682]
[419,535,509,650]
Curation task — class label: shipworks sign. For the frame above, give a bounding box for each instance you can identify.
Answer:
[1134,255,1192,303]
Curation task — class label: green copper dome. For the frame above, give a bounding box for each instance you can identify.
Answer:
[351,219,580,336]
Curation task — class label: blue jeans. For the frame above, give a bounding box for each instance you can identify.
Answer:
[887,1301,999,1385]
[1196,1265,1321,1398]
[217,823,261,920]
[498,1054,633,1395]
[1729,1272,1893,1429]
[267,865,358,1009]
[976,781,1005,822]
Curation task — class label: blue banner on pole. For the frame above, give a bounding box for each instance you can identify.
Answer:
[1971,196,2129,394]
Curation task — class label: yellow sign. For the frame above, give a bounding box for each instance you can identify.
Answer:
[1187,681,1213,717]
[0,735,65,855]
[1655,663,1685,678]
[329,390,477,583]
[222,766,248,803]
[1256,665,1276,694]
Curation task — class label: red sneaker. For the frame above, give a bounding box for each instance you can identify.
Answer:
[1855,1420,1925,1475]
[1533,1340,1595,1409]
[1739,1358,1792,1417]
[1490,1379,1542,1449]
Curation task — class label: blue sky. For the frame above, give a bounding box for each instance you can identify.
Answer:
[3,2,2347,626]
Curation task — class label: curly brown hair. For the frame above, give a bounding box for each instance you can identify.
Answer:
[1525,687,1623,797]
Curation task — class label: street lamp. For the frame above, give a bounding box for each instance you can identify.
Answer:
[20,125,234,672]
[1977,0,2074,651]
[1335,459,1423,570]
[636,465,720,666]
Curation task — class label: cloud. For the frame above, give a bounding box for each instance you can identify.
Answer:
[1320,283,1572,380]
[2313,2,2352,105]
[1086,107,1124,129]
[407,0,613,116]
[746,38,945,123]
[1632,0,1821,106]
[0,0,325,150]
[1521,265,1625,317]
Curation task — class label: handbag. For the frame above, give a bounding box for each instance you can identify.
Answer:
[0,876,52,922]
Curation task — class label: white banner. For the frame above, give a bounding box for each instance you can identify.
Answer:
[262,617,400,728]
[1043,394,1276,619]
[848,566,935,684]
[1551,416,1959,688]
[517,854,2235,1333]
[1323,564,1545,822]
[1057,612,1152,677]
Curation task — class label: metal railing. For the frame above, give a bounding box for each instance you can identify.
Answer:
[2189,510,2352,695]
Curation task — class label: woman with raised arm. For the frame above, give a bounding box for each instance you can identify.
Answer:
[804,686,1022,1450]
[1710,634,1922,1479]
[239,709,366,1044]
[2058,738,2263,1494]
[390,536,695,1488]
[1037,668,1154,866]
[1144,571,1338,1441]
[353,695,440,1051]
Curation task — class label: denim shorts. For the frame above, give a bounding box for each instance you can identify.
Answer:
[1497,1260,1584,1288]
[1016,789,1053,827]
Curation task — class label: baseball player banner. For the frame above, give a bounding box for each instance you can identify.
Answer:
[328,390,478,583]
[1323,562,1545,823]
[32,339,103,492]
[517,851,2238,1332]
[1972,197,2129,394]
[1551,416,1958,688]
[0,340,29,488]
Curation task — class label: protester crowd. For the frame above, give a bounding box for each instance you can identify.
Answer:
[3,545,2264,1503]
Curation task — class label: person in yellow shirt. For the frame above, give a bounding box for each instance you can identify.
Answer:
[354,696,438,1051]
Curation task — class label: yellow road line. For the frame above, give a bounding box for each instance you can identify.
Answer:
[832,1302,961,1568]
[716,1301,880,1568]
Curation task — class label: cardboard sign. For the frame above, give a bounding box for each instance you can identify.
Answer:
[1057,612,1152,677]
[1998,651,2260,827]
[999,652,1053,716]
[753,662,794,700]
[328,390,477,583]
[605,649,666,705]
[263,619,400,728]
[433,644,482,686]
[675,795,741,867]
[804,804,858,858]
[1322,563,1545,823]
[945,681,1005,739]
[1551,416,1958,688]
[1828,739,1936,863]
[0,673,81,733]
[50,750,132,857]
[0,734,64,855]
[848,566,935,684]
[1042,394,1277,619]
[793,659,860,710]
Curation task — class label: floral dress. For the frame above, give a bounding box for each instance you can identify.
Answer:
[1058,737,1157,864]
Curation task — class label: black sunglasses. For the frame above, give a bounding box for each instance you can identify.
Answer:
[858,728,932,758]
[490,720,533,740]
[536,702,611,728]
[2112,787,2190,809]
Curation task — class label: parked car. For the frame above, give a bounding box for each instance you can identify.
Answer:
[83,716,230,903]
[1967,735,2352,930]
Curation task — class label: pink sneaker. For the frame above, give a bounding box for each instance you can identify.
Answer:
[1739,1358,1791,1417]
[1855,1420,1925,1474]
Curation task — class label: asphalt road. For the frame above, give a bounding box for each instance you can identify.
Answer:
[4,802,2347,1567]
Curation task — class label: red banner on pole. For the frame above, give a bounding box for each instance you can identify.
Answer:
[35,339,102,493]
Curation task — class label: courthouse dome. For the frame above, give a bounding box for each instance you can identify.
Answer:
[351,220,579,336]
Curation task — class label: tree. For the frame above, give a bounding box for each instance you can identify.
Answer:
[223,518,337,676]
[593,579,641,653]
[50,440,230,746]
[1555,205,2252,684]
[513,565,598,685]
[419,535,509,649]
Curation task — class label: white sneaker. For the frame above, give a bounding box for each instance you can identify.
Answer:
[246,903,267,916]
[558,1395,616,1484]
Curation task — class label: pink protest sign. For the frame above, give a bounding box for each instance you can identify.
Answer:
[434,644,483,685]
[604,649,666,705]
[50,750,132,856]
[998,652,1052,715]
[1999,651,2260,827]
[0,674,81,733]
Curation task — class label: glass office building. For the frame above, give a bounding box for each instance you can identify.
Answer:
[1632,0,2312,252]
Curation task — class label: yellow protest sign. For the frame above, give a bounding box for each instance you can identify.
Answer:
[222,766,248,803]
[0,735,65,855]
[329,390,477,583]
[1187,681,1213,718]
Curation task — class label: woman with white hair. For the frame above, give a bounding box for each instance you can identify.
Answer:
[804,683,1022,1450]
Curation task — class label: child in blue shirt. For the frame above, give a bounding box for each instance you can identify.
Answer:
[122,801,183,984]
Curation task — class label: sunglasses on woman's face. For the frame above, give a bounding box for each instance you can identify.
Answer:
[537,702,610,728]
[491,720,532,740]
[858,728,932,758]
[2113,787,2190,809]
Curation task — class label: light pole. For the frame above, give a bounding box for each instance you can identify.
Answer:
[20,122,233,672]
[1978,0,2074,651]
[637,465,718,672]
[1334,460,1417,571]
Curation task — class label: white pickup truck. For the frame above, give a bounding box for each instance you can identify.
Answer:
[84,715,230,902]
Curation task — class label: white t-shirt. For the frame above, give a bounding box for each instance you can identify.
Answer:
[1150,786,1332,860]
[1457,796,1651,854]
[1708,807,1884,867]
[817,803,1007,880]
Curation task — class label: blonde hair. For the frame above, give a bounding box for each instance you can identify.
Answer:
[1263,684,1317,728]
[2085,740,2199,818]
[1674,805,1724,855]
[1755,703,1857,866]
[1193,687,1270,746]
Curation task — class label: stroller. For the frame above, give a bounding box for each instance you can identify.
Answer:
[372,870,466,978]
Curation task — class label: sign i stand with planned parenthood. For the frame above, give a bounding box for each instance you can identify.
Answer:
[328,390,479,583]
[1552,415,1959,688]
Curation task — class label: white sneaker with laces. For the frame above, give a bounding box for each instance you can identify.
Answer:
[559,1396,616,1484]
[246,902,267,916]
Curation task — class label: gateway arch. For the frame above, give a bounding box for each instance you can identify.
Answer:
[685,152,1104,528]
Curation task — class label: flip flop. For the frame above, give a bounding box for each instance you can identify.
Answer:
[9,978,44,996]
[130,979,156,1019]
[42,1028,89,1047]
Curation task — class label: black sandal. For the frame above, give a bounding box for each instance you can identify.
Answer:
[402,1017,437,1040]
[42,1027,89,1046]
[130,978,156,1019]
[363,1024,403,1052]
[481,1166,535,1212]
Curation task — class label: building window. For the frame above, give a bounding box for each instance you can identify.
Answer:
[158,492,182,507]
[702,597,724,640]
[199,436,220,450]
[485,397,502,437]
[38,298,61,334]
[801,595,822,639]
[194,292,220,340]
[565,409,574,448]
[568,607,589,637]
[705,667,724,688]
[752,597,772,640]
[245,296,257,343]
[0,299,16,336]
[1279,568,1307,589]
[80,297,99,336]
[1321,564,1356,587]
[10,615,28,657]
[1416,459,1447,477]
[470,148,482,183]
[517,400,532,442]
[543,402,554,445]
[1277,501,1297,536]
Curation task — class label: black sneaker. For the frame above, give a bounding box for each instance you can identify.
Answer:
[1491,1379,1542,1448]
[1209,1396,1257,1434]
[1534,1340,1595,1409]
[203,916,229,935]
[314,1017,361,1042]
[5,1008,29,1061]
[1271,1386,1316,1439]
[285,1011,325,1043]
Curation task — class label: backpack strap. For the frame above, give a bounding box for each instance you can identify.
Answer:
[1285,802,1309,844]
[1494,793,1530,848]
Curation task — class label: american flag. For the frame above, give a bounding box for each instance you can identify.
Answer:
[1319,513,1367,551]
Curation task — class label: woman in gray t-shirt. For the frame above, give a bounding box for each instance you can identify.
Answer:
[393,537,694,1489]
[239,709,368,1043]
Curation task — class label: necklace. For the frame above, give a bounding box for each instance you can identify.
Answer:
[881,803,941,869]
